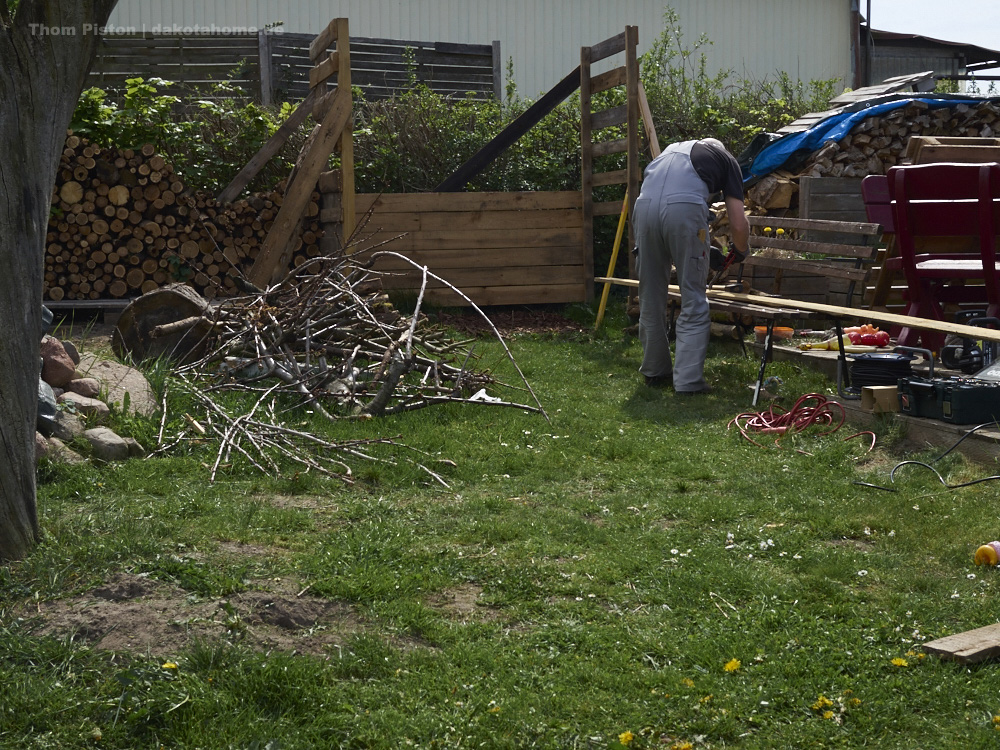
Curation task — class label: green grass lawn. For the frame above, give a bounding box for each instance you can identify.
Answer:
[4,302,1000,749]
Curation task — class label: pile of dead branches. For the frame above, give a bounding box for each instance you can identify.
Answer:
[150,252,546,484]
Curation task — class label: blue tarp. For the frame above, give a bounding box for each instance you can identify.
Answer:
[746,97,987,180]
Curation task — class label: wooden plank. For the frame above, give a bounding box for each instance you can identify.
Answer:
[625,25,640,287]
[434,65,581,191]
[258,30,274,106]
[594,200,626,217]
[590,66,626,94]
[923,624,1000,663]
[310,51,339,88]
[593,278,1000,343]
[309,18,341,61]
[384,283,588,307]
[748,236,878,259]
[592,138,628,158]
[354,191,581,213]
[216,88,317,204]
[591,104,628,131]
[248,87,352,286]
[492,40,502,100]
[747,216,881,235]
[370,265,583,287]
[637,80,661,159]
[581,47,594,304]
[592,169,627,187]
[346,208,583,232]
[588,32,627,63]
[358,243,583,266]
[336,17,356,242]
[745,256,870,282]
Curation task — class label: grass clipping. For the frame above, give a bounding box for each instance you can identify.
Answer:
[148,252,546,485]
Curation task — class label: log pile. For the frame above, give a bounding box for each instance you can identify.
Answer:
[747,99,1000,210]
[46,133,325,302]
[800,99,1000,179]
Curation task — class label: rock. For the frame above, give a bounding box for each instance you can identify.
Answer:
[47,437,86,465]
[52,410,86,442]
[35,432,50,462]
[66,377,101,399]
[40,335,77,388]
[58,391,111,423]
[123,437,146,458]
[61,339,81,365]
[84,427,130,462]
[37,379,58,437]
[76,354,157,417]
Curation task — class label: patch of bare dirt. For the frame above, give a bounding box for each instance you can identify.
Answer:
[425,583,498,621]
[17,573,364,658]
[433,306,588,337]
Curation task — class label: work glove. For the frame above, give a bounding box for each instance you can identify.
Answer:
[709,244,727,271]
[727,242,747,264]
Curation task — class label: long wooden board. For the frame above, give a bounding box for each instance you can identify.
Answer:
[348,209,582,233]
[358,228,583,251]
[923,624,1000,663]
[595,277,1000,343]
[357,191,580,213]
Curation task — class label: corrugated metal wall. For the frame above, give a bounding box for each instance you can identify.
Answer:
[104,0,853,99]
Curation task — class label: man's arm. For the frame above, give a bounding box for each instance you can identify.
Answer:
[725,196,750,255]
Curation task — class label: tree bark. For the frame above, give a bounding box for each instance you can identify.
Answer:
[0,0,118,561]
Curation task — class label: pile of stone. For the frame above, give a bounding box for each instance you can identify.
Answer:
[36,312,157,465]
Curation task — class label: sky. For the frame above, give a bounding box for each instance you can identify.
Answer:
[867,0,1000,72]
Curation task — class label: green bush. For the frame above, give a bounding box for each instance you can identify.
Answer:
[70,77,305,195]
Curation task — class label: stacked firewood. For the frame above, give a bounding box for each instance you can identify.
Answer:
[46,134,324,302]
[801,99,1000,179]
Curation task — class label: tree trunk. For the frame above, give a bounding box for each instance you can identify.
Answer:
[0,0,118,561]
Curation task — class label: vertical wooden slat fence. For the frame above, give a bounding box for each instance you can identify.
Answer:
[88,32,500,103]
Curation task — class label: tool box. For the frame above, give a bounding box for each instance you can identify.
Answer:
[897,376,1000,424]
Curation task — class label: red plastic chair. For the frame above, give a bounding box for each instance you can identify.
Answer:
[886,162,1000,351]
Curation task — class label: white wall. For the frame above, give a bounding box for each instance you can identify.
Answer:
[104,0,853,99]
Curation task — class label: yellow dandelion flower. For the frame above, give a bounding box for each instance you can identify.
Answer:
[764,226,773,234]
[776,228,785,235]
[681,677,695,687]
[811,695,834,710]
[849,697,862,707]
[618,730,634,746]
[672,743,694,750]
[822,710,835,720]
[161,662,178,670]
[992,715,1000,725]
[891,657,908,667]
[917,653,927,660]
[699,694,713,704]
[724,658,741,672]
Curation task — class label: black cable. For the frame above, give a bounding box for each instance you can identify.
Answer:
[854,421,1000,492]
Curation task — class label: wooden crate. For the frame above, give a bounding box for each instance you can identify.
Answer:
[349,191,587,306]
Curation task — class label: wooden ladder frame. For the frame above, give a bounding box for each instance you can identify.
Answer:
[580,27,641,301]
[239,18,355,288]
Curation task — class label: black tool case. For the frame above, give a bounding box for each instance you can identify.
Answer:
[897,377,1000,424]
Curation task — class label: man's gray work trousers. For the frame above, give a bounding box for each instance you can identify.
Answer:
[633,197,711,392]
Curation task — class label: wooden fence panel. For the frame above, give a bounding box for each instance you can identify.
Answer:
[346,191,587,306]
[89,34,261,99]
[88,32,499,103]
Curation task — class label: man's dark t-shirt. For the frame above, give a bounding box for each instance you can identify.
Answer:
[690,141,744,201]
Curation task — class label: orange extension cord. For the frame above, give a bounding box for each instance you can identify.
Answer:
[728,393,877,454]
